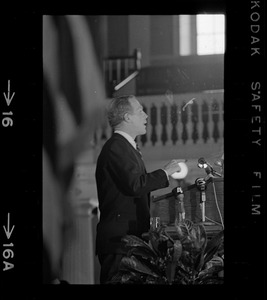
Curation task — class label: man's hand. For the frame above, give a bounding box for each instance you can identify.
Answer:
[163,159,187,176]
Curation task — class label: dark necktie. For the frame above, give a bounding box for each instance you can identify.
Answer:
[135,143,143,158]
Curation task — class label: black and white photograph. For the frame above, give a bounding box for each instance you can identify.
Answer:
[0,1,265,298]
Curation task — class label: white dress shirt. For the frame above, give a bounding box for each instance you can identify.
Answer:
[114,130,138,150]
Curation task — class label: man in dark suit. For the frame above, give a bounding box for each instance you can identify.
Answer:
[95,95,185,283]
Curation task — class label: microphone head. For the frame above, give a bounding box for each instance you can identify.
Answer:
[195,177,206,187]
[198,157,206,165]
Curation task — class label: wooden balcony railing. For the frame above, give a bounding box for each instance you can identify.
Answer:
[94,89,224,161]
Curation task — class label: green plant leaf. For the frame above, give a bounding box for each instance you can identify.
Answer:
[107,272,123,284]
[194,251,205,273]
[119,255,159,278]
[148,230,169,257]
[174,265,191,284]
[166,261,176,283]
[111,222,223,285]
[196,265,224,284]
[203,230,224,266]
[174,219,194,243]
[192,224,207,271]
[180,250,195,269]
[172,239,183,262]
[165,239,183,284]
[135,255,165,277]
[194,223,207,250]
[128,245,158,261]
[121,271,143,284]
[121,234,151,249]
[205,255,224,270]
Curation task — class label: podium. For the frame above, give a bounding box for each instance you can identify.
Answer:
[151,178,224,239]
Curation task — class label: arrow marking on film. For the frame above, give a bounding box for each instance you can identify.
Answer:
[3,213,15,239]
[3,80,15,106]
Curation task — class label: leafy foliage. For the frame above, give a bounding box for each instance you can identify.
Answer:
[108,219,224,284]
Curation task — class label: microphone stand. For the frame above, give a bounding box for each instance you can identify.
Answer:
[152,169,219,224]
[197,158,222,224]
[152,183,197,223]
[195,177,208,223]
[196,171,223,224]
[173,186,185,223]
[152,182,197,203]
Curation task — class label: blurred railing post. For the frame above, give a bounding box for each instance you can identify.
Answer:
[103,48,141,97]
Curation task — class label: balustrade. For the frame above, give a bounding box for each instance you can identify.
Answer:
[94,89,224,161]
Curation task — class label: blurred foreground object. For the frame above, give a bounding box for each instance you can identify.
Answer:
[43,15,106,283]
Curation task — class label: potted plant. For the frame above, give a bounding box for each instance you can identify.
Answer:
[108,219,224,284]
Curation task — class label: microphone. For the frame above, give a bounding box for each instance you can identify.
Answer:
[198,157,222,177]
[195,177,207,222]
[172,187,185,221]
[195,177,207,202]
[198,157,206,165]
[198,157,212,170]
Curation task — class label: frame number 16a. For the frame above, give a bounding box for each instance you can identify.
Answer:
[3,213,15,271]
